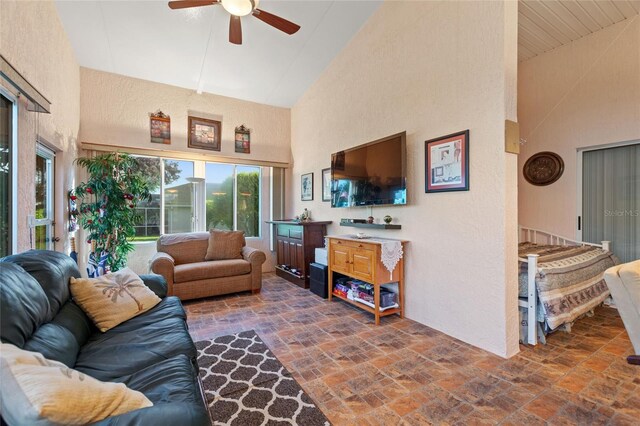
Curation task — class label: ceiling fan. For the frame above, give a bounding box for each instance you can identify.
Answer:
[168,0,301,45]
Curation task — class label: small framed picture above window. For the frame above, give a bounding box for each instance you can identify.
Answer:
[234,125,250,154]
[188,116,221,151]
[150,111,171,145]
[301,173,313,201]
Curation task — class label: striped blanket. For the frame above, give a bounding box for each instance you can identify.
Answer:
[518,242,618,330]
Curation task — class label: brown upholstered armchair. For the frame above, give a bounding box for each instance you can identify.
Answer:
[150,232,266,301]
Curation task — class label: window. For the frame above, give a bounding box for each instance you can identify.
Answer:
[132,156,161,240]
[35,144,55,250]
[131,155,261,240]
[206,163,260,237]
[236,166,260,237]
[0,91,16,256]
[206,163,234,231]
[164,160,194,234]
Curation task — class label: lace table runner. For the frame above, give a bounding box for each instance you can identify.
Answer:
[380,240,404,279]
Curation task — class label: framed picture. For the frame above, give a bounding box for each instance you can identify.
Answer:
[188,116,221,151]
[150,111,170,144]
[321,168,331,202]
[234,124,250,154]
[301,172,313,201]
[425,130,469,193]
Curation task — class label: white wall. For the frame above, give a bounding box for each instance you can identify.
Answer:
[0,0,80,255]
[79,69,291,273]
[290,1,519,357]
[518,17,640,238]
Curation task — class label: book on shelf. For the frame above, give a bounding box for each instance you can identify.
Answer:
[353,297,399,312]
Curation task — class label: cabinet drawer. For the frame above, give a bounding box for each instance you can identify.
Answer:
[276,224,303,239]
[335,239,374,251]
[276,226,290,238]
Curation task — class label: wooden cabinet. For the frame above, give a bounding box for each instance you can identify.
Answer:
[267,221,331,288]
[328,241,375,282]
[328,236,406,325]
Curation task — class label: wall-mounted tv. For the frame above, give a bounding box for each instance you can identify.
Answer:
[331,132,407,208]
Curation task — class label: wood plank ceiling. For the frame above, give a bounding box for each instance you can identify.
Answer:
[519,0,640,61]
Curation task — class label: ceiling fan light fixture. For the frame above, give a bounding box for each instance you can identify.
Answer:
[220,0,257,17]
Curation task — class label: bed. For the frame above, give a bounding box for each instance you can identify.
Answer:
[518,226,618,345]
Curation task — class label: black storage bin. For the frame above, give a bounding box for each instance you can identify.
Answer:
[309,263,328,299]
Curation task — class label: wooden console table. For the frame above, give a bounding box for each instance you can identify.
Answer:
[267,220,331,288]
[327,235,407,325]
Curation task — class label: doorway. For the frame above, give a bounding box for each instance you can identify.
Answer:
[35,144,55,250]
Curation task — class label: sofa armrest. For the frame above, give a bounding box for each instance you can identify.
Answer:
[139,274,168,298]
[89,402,209,426]
[150,252,175,296]
[242,246,266,293]
[242,246,266,265]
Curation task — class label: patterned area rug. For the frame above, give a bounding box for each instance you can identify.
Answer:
[196,330,331,426]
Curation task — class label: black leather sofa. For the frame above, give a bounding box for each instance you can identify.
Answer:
[0,250,209,426]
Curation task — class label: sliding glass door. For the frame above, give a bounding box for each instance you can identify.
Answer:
[35,144,55,250]
[0,92,15,256]
[582,143,639,263]
[164,160,194,234]
[205,163,260,237]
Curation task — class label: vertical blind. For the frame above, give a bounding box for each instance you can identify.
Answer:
[583,143,639,263]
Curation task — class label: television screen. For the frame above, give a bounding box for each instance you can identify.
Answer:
[331,132,406,208]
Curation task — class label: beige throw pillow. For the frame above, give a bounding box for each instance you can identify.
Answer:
[0,343,152,425]
[70,268,161,332]
[205,229,246,261]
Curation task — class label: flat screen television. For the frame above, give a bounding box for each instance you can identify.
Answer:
[331,132,407,208]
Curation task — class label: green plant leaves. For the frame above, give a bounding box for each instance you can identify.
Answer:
[73,153,151,271]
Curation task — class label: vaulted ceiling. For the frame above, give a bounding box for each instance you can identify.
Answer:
[519,0,640,61]
[55,0,383,108]
[55,1,640,107]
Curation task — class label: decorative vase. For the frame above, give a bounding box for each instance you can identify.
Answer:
[383,215,392,224]
[367,216,374,224]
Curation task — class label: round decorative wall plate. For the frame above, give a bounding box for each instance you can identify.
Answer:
[523,151,564,186]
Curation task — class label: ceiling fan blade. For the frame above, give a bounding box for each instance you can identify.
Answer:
[252,9,300,35]
[168,0,218,10]
[229,15,242,45]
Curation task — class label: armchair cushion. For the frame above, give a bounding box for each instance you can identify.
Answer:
[604,260,640,354]
[174,260,251,283]
[204,229,245,261]
[619,261,640,314]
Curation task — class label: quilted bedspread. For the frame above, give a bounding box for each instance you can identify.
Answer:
[518,242,618,330]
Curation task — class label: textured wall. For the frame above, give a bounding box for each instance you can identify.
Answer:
[80,68,291,164]
[518,17,640,238]
[80,69,290,273]
[290,1,519,357]
[0,0,80,255]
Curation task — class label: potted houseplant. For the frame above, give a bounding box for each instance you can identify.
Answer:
[72,153,151,275]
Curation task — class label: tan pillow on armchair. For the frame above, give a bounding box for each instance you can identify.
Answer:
[205,229,245,261]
